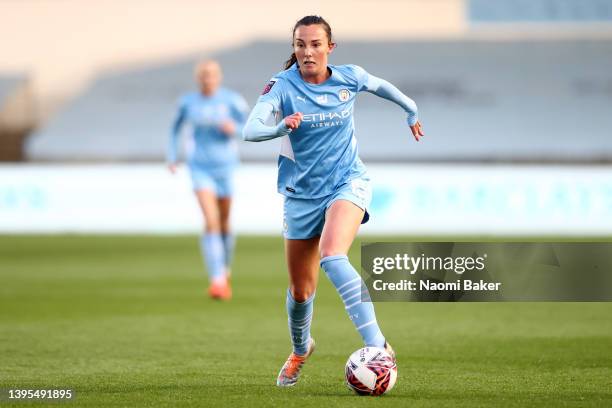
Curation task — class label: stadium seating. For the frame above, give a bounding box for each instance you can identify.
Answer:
[26,39,612,163]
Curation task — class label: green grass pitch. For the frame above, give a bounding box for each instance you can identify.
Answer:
[1,235,611,407]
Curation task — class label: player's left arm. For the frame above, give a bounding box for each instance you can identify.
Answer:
[226,94,250,137]
[167,99,187,173]
[363,73,424,141]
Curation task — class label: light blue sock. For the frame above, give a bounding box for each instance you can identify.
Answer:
[286,289,314,356]
[221,233,235,268]
[321,255,385,348]
[200,233,226,282]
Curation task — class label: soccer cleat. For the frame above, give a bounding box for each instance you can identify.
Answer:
[276,337,316,387]
[208,278,232,301]
[384,341,396,362]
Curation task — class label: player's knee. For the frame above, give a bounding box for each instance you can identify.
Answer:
[290,286,315,302]
[319,246,346,259]
[204,221,221,233]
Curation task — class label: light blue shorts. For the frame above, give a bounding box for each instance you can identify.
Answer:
[189,165,233,197]
[283,176,372,240]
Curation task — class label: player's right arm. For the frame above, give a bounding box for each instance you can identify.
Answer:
[242,103,302,142]
[242,77,302,142]
[365,75,425,141]
[167,97,187,173]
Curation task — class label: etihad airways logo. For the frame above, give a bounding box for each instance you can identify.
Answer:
[302,109,351,128]
[302,109,350,122]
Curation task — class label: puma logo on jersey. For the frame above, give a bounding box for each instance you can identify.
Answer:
[296,96,306,103]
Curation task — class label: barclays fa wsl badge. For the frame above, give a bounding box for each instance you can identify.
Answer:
[339,89,350,102]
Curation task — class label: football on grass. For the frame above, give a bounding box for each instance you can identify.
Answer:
[345,347,397,396]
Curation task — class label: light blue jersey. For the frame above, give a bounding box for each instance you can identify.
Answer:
[248,63,418,199]
[259,64,366,198]
[168,88,249,176]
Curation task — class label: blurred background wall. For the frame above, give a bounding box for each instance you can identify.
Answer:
[1,0,611,235]
[0,0,464,122]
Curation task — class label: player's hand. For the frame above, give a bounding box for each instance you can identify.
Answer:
[284,112,303,130]
[410,121,424,142]
[220,120,236,136]
[168,163,178,174]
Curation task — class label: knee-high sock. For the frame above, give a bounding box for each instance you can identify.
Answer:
[221,233,235,268]
[286,289,314,355]
[321,255,385,348]
[200,233,226,283]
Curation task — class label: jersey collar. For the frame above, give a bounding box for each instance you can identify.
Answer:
[291,63,335,86]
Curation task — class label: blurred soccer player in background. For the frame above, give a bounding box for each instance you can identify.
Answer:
[167,60,249,301]
[243,16,424,386]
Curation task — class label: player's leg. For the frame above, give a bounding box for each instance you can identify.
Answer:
[277,237,319,387]
[286,237,320,350]
[217,196,234,277]
[215,172,234,279]
[319,184,387,349]
[277,196,324,387]
[195,188,229,299]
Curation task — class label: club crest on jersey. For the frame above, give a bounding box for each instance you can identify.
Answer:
[261,79,277,95]
[339,89,350,102]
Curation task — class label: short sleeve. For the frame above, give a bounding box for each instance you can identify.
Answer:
[345,65,370,93]
[257,76,284,112]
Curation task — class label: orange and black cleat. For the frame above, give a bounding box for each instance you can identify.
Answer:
[276,337,316,387]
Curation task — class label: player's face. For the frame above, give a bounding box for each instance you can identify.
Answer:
[293,24,333,82]
[196,61,222,95]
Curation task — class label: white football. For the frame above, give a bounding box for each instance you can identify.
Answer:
[345,347,397,396]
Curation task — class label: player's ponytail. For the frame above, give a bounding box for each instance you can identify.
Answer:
[284,15,333,70]
[284,53,298,70]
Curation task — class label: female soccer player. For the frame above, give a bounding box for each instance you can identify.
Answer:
[168,60,249,301]
[243,16,424,386]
